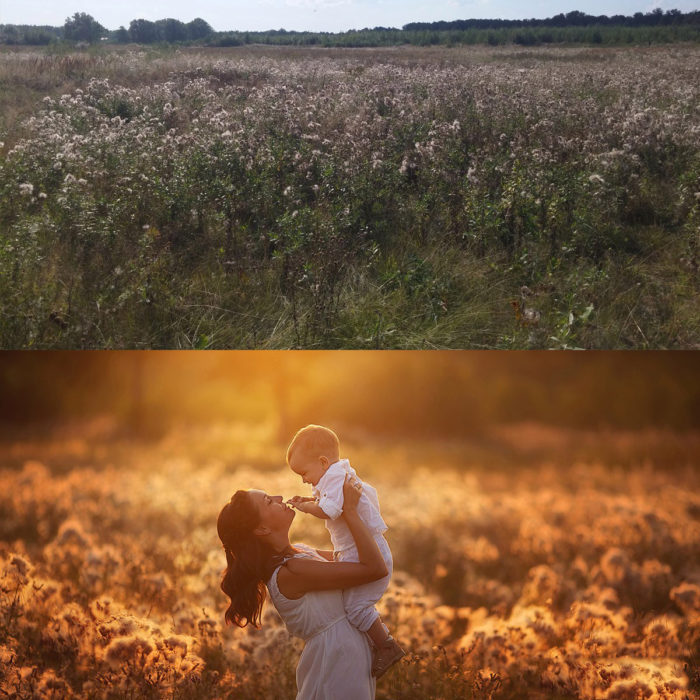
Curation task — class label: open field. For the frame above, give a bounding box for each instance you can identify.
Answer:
[0,44,699,348]
[1,422,699,699]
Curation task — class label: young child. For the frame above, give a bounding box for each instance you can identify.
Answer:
[286,424,405,679]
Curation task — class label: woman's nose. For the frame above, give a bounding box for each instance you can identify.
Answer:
[273,495,283,503]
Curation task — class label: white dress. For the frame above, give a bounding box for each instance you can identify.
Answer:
[266,544,377,700]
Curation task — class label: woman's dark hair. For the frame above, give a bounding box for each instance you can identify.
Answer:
[217,490,278,628]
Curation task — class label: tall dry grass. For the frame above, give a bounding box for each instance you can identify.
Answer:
[1,423,699,698]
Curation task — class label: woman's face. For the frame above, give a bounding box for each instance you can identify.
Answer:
[248,490,295,532]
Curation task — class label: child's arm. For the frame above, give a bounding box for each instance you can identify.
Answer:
[296,501,328,520]
[288,497,330,519]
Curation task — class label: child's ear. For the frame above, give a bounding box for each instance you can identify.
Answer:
[319,455,329,468]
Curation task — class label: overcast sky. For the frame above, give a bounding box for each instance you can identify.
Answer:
[1,0,694,32]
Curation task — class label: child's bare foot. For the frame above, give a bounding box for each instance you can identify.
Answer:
[371,637,405,679]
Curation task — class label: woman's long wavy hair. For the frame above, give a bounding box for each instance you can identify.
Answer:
[217,490,278,628]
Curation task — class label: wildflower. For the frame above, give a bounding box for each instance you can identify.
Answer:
[55,518,91,548]
[399,157,416,176]
[670,582,700,614]
[19,183,34,196]
[10,553,31,576]
[35,669,74,698]
[104,635,155,669]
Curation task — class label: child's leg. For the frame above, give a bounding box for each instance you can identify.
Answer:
[340,537,404,677]
[344,594,399,651]
[339,537,395,641]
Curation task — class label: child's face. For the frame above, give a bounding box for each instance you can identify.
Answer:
[289,449,329,486]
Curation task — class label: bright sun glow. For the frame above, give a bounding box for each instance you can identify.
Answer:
[0,352,699,697]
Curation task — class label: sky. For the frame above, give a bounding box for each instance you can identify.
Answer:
[1,0,696,33]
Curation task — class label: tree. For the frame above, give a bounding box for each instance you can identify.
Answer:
[63,12,105,43]
[114,26,129,43]
[0,25,21,44]
[157,18,188,42]
[186,18,213,40]
[129,18,158,43]
[23,27,54,45]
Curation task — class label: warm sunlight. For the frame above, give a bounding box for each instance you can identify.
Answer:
[1,352,699,698]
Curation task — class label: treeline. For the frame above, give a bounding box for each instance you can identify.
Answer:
[210,23,699,48]
[403,8,700,31]
[0,13,213,46]
[0,25,61,46]
[0,9,698,47]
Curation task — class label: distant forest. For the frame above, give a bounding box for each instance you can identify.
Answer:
[1,9,699,47]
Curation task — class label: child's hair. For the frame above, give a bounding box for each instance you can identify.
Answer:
[286,424,340,465]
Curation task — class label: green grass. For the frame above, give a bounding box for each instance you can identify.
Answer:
[0,44,698,348]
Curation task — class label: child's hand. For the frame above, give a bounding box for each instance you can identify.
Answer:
[287,496,315,511]
[286,497,328,519]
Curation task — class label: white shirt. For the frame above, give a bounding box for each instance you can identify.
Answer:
[312,459,387,552]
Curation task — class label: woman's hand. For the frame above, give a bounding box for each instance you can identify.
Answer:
[342,475,362,512]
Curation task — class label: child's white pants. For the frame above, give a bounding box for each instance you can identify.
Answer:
[335,534,393,633]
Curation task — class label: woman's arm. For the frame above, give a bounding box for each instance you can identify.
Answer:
[277,478,388,599]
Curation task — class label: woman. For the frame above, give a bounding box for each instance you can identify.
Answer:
[217,476,387,700]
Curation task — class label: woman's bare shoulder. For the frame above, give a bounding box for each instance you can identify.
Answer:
[276,558,323,599]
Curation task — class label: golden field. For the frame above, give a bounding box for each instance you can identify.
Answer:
[1,420,699,699]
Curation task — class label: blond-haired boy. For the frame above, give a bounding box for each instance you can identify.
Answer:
[286,424,405,679]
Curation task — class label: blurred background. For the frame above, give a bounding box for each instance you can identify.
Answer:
[0,351,698,472]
